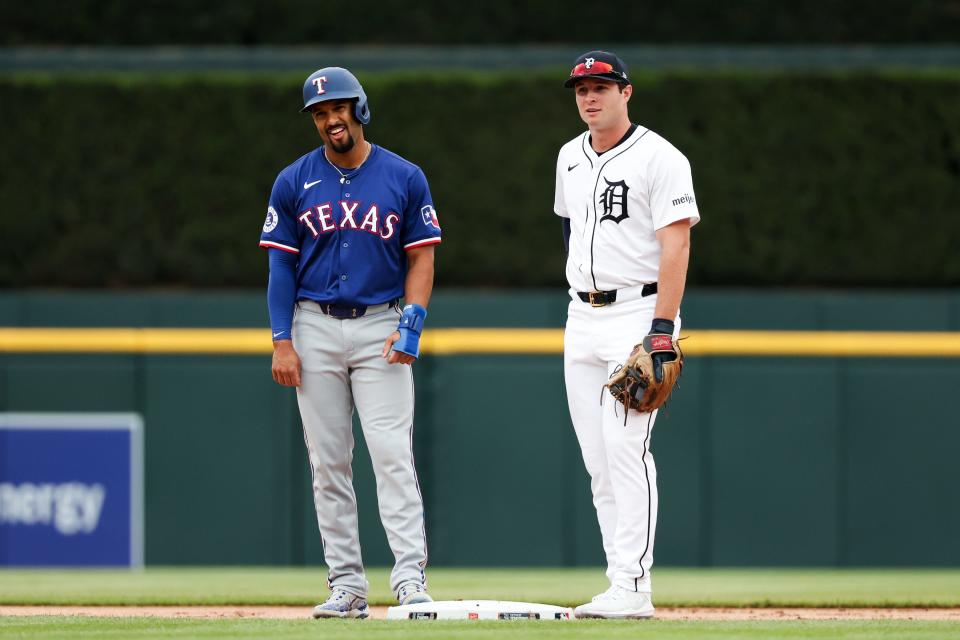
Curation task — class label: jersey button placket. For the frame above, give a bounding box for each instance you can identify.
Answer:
[336,178,349,296]
[339,173,352,354]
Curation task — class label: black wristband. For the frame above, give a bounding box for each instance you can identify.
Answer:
[650,318,675,335]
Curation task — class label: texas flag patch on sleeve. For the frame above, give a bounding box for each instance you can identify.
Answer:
[421,205,440,229]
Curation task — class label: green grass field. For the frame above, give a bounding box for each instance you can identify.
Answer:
[1,567,959,639]
[2,617,958,640]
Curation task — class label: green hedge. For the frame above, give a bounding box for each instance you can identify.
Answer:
[1,70,958,288]
[2,0,959,45]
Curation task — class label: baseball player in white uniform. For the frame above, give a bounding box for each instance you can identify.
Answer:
[554,51,700,619]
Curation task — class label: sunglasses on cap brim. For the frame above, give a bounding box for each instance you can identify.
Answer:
[570,60,615,77]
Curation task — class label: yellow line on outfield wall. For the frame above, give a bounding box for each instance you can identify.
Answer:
[0,328,271,354]
[2,327,960,357]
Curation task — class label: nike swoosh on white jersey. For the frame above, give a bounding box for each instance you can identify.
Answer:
[303,179,322,189]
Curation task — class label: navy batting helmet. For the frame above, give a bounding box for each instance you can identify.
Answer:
[300,67,371,124]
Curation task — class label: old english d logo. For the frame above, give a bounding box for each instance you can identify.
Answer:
[599,178,629,224]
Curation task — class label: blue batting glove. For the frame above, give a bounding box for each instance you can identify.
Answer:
[393,304,427,359]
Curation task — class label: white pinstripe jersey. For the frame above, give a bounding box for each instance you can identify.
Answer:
[554,125,700,292]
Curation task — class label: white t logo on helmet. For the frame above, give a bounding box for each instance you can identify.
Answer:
[584,58,595,69]
[312,76,328,95]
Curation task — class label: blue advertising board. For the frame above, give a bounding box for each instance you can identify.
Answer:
[0,413,143,567]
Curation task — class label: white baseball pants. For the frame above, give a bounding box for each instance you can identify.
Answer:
[293,300,427,598]
[563,291,680,594]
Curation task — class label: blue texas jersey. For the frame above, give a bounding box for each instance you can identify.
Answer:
[259,145,442,306]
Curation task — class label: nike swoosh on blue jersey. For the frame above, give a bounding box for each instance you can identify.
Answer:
[303,179,322,189]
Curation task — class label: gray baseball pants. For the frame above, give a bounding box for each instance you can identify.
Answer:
[293,300,428,598]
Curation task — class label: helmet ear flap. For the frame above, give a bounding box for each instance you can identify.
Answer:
[354,93,371,125]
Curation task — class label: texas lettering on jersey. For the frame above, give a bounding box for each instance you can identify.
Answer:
[259,144,441,306]
[299,200,399,240]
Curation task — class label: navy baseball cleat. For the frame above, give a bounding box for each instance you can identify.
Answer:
[312,589,369,619]
[397,582,433,605]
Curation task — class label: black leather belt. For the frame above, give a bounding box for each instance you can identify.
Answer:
[577,283,657,307]
[319,303,368,319]
[305,299,397,319]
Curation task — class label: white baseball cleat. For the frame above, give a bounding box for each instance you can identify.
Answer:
[312,588,369,619]
[397,581,434,605]
[591,585,619,601]
[573,586,655,619]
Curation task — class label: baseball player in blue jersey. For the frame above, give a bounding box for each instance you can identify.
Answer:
[260,67,441,619]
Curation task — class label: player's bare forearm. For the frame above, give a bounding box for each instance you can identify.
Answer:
[272,339,302,387]
[403,245,435,308]
[653,220,691,323]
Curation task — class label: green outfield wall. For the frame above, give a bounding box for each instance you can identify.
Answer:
[1,289,959,567]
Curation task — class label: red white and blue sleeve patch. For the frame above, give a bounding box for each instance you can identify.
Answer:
[402,205,442,251]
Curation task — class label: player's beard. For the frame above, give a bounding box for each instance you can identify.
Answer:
[327,131,356,154]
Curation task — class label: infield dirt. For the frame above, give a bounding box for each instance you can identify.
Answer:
[1,605,959,621]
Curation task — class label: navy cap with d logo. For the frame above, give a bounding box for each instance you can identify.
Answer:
[564,50,630,88]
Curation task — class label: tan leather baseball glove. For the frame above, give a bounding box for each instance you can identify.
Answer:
[604,333,684,415]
